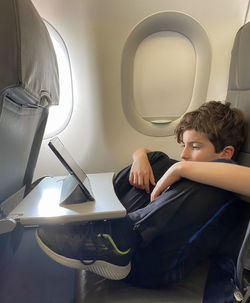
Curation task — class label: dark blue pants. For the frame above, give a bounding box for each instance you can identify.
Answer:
[114,152,245,288]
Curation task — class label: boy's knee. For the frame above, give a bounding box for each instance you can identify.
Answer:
[147,151,169,163]
[147,152,177,181]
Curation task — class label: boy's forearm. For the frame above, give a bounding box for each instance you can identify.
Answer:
[178,161,250,197]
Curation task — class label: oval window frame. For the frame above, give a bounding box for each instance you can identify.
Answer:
[121,11,211,136]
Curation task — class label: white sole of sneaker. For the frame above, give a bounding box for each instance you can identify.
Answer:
[35,230,131,280]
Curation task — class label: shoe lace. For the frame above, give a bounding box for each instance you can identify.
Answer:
[80,220,112,266]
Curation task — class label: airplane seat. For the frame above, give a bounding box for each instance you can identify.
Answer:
[0,1,75,302]
[201,21,250,303]
[227,21,250,167]
[0,0,58,226]
[0,0,58,248]
[224,20,250,301]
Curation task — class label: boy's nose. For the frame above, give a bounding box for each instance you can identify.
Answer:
[181,147,190,161]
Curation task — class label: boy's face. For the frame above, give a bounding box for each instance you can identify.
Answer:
[180,129,226,162]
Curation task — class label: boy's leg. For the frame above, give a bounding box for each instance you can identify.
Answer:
[114,151,177,213]
[126,198,247,288]
[36,174,238,284]
[125,160,245,288]
[36,159,239,287]
[35,152,176,280]
[128,158,237,244]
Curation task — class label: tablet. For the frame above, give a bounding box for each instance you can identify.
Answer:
[48,137,94,201]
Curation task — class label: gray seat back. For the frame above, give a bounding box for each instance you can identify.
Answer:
[226,21,250,293]
[227,22,250,167]
[0,0,59,205]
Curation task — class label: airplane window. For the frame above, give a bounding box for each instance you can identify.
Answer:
[134,31,195,122]
[121,12,211,136]
[43,21,73,139]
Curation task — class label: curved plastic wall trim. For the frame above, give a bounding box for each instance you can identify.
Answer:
[43,20,73,139]
[121,11,211,137]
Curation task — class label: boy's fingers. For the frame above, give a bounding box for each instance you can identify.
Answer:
[145,171,156,193]
[151,179,168,201]
[129,172,137,187]
[139,174,147,190]
[129,173,133,185]
[150,192,157,201]
[129,169,136,185]
[150,187,160,201]
[129,170,155,193]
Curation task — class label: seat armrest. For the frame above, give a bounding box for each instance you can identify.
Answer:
[0,218,16,235]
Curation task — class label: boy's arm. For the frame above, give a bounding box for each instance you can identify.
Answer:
[129,148,156,193]
[151,161,250,201]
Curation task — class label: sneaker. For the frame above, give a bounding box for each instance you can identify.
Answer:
[35,221,132,280]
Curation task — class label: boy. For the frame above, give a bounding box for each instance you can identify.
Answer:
[36,101,246,288]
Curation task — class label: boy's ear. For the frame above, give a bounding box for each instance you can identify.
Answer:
[220,145,235,159]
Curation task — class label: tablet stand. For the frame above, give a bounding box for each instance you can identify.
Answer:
[60,174,93,205]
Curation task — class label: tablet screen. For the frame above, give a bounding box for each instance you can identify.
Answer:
[48,137,94,201]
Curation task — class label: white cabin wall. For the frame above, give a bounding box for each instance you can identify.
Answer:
[32,0,250,179]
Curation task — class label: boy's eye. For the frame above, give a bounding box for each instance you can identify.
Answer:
[192,145,200,150]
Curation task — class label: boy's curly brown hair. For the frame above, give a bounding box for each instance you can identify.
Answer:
[175,101,246,160]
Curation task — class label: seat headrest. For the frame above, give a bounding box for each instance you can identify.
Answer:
[227,22,250,166]
[0,0,59,109]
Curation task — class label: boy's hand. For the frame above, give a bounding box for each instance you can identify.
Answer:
[129,148,155,193]
[150,162,182,201]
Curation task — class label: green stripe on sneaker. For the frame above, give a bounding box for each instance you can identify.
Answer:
[98,233,131,255]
